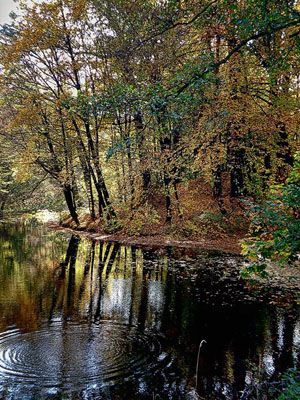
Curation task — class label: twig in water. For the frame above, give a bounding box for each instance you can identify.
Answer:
[195,339,206,390]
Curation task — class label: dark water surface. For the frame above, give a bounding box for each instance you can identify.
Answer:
[0,221,299,399]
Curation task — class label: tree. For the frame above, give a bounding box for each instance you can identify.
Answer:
[0,0,115,223]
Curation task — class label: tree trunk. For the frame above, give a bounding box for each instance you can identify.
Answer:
[0,200,5,219]
[63,184,79,225]
[134,111,151,189]
[173,182,183,219]
[164,174,172,223]
[213,165,227,214]
[276,122,294,181]
[229,148,246,197]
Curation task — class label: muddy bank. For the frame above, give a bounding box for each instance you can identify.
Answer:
[47,222,243,254]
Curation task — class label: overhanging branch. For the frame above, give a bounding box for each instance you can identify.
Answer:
[174,17,300,97]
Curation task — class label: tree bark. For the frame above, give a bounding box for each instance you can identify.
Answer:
[0,200,6,219]
[63,184,79,225]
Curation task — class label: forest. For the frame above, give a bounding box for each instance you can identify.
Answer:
[0,0,299,256]
[0,1,300,399]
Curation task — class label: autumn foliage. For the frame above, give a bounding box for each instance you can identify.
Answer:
[0,0,299,239]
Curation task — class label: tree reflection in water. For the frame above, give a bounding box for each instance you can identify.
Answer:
[0,222,299,399]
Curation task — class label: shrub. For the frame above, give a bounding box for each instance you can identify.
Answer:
[241,153,300,279]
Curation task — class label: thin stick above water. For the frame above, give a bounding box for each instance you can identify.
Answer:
[195,339,207,389]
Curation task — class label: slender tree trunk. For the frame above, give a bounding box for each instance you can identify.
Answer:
[62,32,115,221]
[213,33,227,212]
[276,122,294,181]
[63,184,79,225]
[0,200,5,219]
[164,174,172,223]
[229,148,246,197]
[134,111,151,189]
[226,38,247,198]
[126,143,135,209]
[213,166,227,215]
[173,182,183,219]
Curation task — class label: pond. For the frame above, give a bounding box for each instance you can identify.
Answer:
[0,221,299,399]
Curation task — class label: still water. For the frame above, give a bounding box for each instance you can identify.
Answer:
[0,221,299,399]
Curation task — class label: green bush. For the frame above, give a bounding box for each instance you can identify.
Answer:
[277,369,300,400]
[241,153,300,279]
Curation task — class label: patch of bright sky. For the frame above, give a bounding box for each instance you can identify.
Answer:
[0,0,18,24]
[0,0,45,25]
[0,0,23,24]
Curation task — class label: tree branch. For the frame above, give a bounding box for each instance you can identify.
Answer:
[174,17,300,97]
[136,0,218,48]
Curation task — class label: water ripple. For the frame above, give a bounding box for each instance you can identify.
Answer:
[0,321,162,391]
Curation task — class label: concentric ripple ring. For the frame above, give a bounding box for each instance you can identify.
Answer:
[0,321,162,390]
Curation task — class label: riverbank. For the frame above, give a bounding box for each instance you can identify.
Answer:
[47,221,300,293]
[47,221,243,254]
